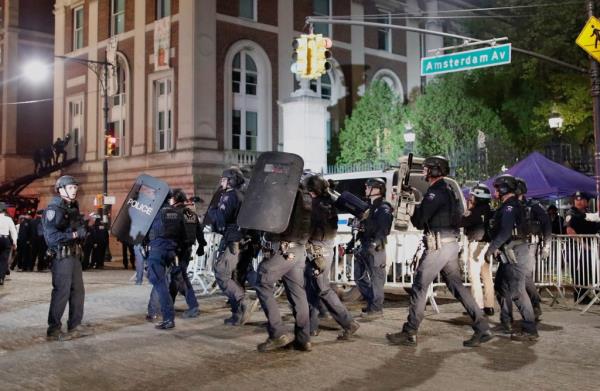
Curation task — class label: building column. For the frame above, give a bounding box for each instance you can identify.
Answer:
[131,0,146,155]
[405,0,422,97]
[350,1,365,105]
[85,0,99,162]
[178,0,217,150]
[277,0,294,150]
[1,0,19,155]
[53,2,66,146]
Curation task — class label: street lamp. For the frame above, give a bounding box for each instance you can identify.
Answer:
[548,112,564,129]
[403,122,415,154]
[25,55,114,222]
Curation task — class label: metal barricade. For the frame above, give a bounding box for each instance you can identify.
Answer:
[550,234,600,313]
[187,230,221,296]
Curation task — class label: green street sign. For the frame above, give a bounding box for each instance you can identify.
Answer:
[421,43,511,76]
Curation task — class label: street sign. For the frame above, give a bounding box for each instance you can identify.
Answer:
[421,44,511,76]
[104,196,116,205]
[576,16,600,63]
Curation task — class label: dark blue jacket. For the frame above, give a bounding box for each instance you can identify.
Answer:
[207,189,243,242]
[42,196,83,250]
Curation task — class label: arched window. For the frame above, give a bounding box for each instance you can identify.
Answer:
[108,52,129,156]
[224,41,272,152]
[372,68,404,102]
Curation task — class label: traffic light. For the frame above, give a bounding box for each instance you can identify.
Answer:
[291,35,309,78]
[105,124,117,157]
[313,35,332,77]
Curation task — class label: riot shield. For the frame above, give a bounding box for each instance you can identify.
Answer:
[237,152,304,233]
[111,174,171,245]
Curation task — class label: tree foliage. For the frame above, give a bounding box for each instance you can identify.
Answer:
[338,81,404,164]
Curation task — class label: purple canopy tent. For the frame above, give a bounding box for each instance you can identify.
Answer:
[475,151,596,200]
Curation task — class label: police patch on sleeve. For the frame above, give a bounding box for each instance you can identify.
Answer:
[565,215,572,223]
[506,206,513,212]
[427,193,436,200]
[46,210,55,221]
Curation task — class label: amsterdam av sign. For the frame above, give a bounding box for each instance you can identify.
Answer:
[421,44,512,76]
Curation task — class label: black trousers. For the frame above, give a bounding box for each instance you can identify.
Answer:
[48,255,85,333]
[0,237,11,280]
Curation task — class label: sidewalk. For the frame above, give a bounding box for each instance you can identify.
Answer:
[0,270,599,391]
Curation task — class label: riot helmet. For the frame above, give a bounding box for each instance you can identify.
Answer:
[303,174,329,196]
[423,155,450,179]
[171,188,188,204]
[365,177,386,196]
[55,175,79,201]
[515,177,527,196]
[493,174,517,197]
[221,167,245,189]
[470,183,492,201]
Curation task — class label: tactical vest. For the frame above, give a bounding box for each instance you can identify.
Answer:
[148,205,181,241]
[181,207,199,246]
[523,200,543,236]
[279,189,312,243]
[310,195,338,241]
[427,182,461,231]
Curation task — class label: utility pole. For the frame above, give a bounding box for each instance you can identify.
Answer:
[588,0,600,215]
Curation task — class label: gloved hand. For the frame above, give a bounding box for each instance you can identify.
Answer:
[196,245,205,257]
[312,256,327,276]
[484,247,499,263]
[541,245,550,261]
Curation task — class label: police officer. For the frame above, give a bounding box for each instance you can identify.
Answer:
[30,210,48,271]
[15,215,33,271]
[565,191,600,303]
[43,175,88,340]
[90,217,109,269]
[461,183,495,315]
[169,188,200,318]
[487,174,538,341]
[387,156,492,347]
[146,191,185,330]
[207,168,252,326]
[255,183,313,352]
[353,177,393,319]
[303,174,360,340]
[0,203,17,285]
[515,177,551,321]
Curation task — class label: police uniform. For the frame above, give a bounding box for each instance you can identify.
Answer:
[43,196,86,337]
[207,188,248,324]
[565,193,600,303]
[30,213,48,271]
[461,197,495,312]
[0,207,17,284]
[398,178,489,344]
[255,187,312,351]
[490,196,538,338]
[15,216,33,271]
[146,203,185,329]
[171,202,200,317]
[354,196,393,315]
[522,197,551,318]
[305,193,358,338]
[90,219,109,269]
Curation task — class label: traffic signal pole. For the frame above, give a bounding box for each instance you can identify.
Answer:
[588,0,600,216]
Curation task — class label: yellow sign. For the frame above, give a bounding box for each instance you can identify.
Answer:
[576,16,600,62]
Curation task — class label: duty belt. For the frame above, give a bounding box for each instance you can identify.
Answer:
[57,244,82,258]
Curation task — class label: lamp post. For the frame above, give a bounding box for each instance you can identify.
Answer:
[27,56,114,222]
[403,122,415,155]
[587,0,600,216]
[547,112,566,165]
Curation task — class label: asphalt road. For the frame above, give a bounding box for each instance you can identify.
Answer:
[1,269,599,391]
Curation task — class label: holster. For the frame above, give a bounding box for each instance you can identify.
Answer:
[425,232,442,251]
[307,243,327,274]
[500,241,520,264]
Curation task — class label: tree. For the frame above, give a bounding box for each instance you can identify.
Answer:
[462,0,592,149]
[405,73,513,181]
[338,81,404,164]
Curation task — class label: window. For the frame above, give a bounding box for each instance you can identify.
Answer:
[109,54,129,156]
[111,0,125,36]
[377,12,392,52]
[156,0,171,19]
[310,72,331,100]
[372,69,404,102]
[239,0,256,21]
[155,78,173,151]
[68,99,83,159]
[73,6,84,50]
[231,49,260,151]
[313,0,330,36]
